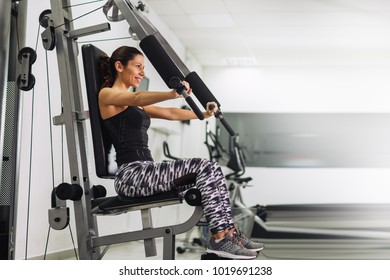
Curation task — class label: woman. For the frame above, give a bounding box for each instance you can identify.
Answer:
[99,46,263,259]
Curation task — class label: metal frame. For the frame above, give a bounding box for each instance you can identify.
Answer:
[0,0,28,260]
[48,0,99,259]
[0,0,12,190]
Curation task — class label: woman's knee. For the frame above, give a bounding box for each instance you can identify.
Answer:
[198,158,214,171]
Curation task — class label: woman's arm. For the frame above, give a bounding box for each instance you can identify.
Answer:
[144,102,218,120]
[99,87,179,107]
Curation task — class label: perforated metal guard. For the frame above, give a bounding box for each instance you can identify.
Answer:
[0,82,17,206]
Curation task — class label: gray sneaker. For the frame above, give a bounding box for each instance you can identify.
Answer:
[206,234,257,260]
[233,229,264,252]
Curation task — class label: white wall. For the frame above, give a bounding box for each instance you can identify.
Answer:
[203,63,390,206]
[16,0,208,259]
[203,66,390,113]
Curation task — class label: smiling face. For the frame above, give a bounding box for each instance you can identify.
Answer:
[115,54,145,89]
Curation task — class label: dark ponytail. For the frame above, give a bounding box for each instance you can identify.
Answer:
[99,46,143,89]
[99,55,115,89]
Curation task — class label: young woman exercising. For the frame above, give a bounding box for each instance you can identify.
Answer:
[98,46,263,259]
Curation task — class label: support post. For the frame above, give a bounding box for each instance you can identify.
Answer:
[0,0,12,189]
[48,0,99,260]
[141,209,157,257]
[0,0,28,260]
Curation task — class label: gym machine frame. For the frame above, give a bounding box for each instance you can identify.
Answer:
[1,0,29,260]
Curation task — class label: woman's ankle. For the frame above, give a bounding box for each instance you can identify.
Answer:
[212,229,228,240]
[227,228,236,236]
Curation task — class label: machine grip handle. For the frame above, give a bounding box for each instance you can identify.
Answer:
[185,96,204,120]
[169,76,204,120]
[208,104,236,136]
[217,113,236,136]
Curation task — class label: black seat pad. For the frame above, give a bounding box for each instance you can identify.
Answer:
[91,190,181,211]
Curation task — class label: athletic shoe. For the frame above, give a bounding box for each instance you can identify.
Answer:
[206,234,257,260]
[233,229,264,252]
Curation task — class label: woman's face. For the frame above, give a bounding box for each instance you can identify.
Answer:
[119,54,145,88]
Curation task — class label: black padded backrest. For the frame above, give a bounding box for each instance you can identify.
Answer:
[81,44,115,178]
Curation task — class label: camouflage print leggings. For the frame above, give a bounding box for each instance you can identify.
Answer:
[114,158,234,235]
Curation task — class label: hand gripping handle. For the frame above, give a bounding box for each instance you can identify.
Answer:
[207,105,236,136]
[169,76,204,120]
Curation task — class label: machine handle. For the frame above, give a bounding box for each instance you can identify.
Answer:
[169,76,204,120]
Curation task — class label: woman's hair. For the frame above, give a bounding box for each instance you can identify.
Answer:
[99,46,143,89]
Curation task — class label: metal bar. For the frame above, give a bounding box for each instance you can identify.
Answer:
[7,0,29,260]
[92,206,203,256]
[67,23,110,39]
[141,209,157,257]
[49,0,99,260]
[0,0,26,261]
[0,0,12,189]
[162,227,174,260]
[112,0,157,40]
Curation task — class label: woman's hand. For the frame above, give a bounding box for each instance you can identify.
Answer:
[171,80,192,99]
[205,101,218,118]
[182,81,192,95]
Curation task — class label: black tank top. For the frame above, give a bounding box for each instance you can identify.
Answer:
[103,106,153,165]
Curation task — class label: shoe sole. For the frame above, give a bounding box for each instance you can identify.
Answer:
[248,246,264,252]
[205,249,257,260]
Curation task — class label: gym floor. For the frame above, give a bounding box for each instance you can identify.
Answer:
[62,238,267,260]
[59,235,390,260]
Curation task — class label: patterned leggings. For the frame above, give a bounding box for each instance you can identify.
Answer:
[114,158,234,235]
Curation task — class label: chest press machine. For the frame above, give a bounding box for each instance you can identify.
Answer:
[42,0,234,260]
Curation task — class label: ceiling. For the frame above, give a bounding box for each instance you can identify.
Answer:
[144,0,390,67]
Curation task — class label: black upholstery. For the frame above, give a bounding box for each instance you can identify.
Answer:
[91,190,181,212]
[81,44,115,178]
